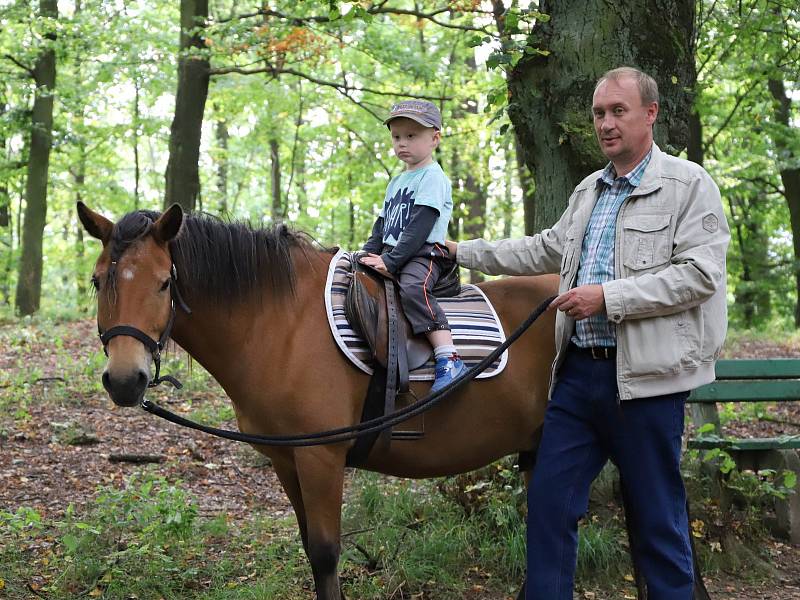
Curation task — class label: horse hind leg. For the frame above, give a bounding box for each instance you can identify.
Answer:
[294,446,348,600]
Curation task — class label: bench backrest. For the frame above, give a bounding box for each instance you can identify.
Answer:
[688,358,800,403]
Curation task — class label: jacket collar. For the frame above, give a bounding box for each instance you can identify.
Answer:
[590,142,664,197]
[630,143,663,196]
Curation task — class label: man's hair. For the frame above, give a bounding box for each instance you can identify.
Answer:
[595,67,659,106]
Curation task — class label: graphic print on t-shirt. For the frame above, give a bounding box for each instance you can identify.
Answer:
[383,187,415,243]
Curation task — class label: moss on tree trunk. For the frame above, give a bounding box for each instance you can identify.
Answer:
[508,0,696,233]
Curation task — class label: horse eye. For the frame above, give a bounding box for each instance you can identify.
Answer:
[160,279,170,292]
[91,276,100,290]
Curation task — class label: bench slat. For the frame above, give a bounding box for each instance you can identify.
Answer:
[688,437,800,451]
[688,379,800,402]
[715,359,800,379]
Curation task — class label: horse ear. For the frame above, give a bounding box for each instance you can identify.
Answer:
[153,203,184,244]
[76,201,113,244]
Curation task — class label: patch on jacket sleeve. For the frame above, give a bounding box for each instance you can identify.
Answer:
[702,213,719,233]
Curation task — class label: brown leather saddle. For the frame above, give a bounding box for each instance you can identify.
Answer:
[344,252,460,462]
[345,252,460,369]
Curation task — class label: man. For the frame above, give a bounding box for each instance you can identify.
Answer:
[447,67,729,599]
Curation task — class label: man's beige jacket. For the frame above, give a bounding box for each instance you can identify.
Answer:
[458,144,730,400]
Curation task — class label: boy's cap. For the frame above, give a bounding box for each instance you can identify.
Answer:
[384,100,442,130]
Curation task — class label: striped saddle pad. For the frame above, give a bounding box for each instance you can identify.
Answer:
[324,250,508,380]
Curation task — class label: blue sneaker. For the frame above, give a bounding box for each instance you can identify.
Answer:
[430,356,466,393]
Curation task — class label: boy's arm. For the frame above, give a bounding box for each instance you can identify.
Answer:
[381,205,439,274]
[361,217,385,254]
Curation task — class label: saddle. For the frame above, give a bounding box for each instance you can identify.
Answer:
[345,252,461,370]
[344,252,460,459]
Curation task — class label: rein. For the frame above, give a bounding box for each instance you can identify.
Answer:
[137,293,557,447]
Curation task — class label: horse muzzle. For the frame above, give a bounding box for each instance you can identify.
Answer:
[102,366,151,407]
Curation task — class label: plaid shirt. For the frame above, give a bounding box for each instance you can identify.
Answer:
[573,151,652,348]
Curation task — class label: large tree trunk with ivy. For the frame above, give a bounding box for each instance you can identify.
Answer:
[15,0,57,316]
[164,0,209,212]
[508,0,696,234]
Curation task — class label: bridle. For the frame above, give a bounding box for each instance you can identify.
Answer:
[98,262,192,389]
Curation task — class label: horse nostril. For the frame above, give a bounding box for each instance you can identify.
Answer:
[102,371,112,392]
[137,370,149,390]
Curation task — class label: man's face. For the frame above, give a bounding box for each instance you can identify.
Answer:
[592,76,658,171]
[389,118,440,170]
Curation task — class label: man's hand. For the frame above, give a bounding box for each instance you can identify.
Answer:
[359,253,388,272]
[549,284,606,320]
[445,240,458,259]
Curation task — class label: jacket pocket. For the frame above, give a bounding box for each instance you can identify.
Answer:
[560,225,579,276]
[622,214,672,271]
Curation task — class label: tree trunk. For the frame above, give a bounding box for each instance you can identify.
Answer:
[270,138,282,222]
[462,57,487,283]
[508,0,696,233]
[767,78,800,327]
[133,78,141,209]
[686,107,722,434]
[15,0,57,316]
[515,135,536,235]
[0,95,8,229]
[0,96,9,306]
[164,0,209,212]
[503,137,514,238]
[215,112,229,216]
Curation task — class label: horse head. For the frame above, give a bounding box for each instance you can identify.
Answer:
[77,202,184,407]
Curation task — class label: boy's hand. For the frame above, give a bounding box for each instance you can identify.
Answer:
[360,253,388,272]
[445,240,458,258]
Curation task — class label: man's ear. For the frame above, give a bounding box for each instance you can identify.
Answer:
[646,101,659,126]
[76,202,113,245]
[153,203,184,244]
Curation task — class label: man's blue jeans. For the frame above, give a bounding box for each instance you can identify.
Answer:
[526,347,694,600]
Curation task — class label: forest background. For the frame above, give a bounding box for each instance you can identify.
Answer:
[0,0,798,328]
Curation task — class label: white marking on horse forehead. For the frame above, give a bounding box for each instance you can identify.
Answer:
[121,267,136,280]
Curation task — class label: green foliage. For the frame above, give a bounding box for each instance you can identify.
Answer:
[0,474,313,599]
[696,0,800,329]
[1,0,532,317]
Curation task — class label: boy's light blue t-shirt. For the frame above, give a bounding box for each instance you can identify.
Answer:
[379,162,452,246]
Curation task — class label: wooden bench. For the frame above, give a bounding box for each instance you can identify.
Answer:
[687,358,800,543]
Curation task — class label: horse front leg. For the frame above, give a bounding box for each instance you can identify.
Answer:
[294,445,348,600]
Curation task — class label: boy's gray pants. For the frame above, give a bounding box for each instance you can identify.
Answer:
[387,243,453,336]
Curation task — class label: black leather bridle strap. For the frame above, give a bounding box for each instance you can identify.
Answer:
[101,325,160,355]
[97,265,189,389]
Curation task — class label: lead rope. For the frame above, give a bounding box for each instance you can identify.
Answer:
[140,294,556,447]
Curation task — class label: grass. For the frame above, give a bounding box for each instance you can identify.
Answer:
[0,473,312,600]
[0,466,642,600]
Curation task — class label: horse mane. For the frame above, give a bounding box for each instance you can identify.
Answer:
[111,210,325,305]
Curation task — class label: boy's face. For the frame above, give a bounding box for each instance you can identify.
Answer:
[389,118,440,170]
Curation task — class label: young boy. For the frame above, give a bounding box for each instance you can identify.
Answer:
[360,100,465,393]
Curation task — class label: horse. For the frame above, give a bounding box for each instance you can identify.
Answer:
[77,201,558,599]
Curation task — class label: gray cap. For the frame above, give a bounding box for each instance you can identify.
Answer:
[384,100,442,130]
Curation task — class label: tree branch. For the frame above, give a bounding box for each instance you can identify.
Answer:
[3,54,34,78]
[342,123,392,177]
[210,63,451,122]
[215,4,496,35]
[739,175,785,197]
[703,80,759,153]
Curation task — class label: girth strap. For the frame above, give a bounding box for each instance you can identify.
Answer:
[380,277,410,447]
